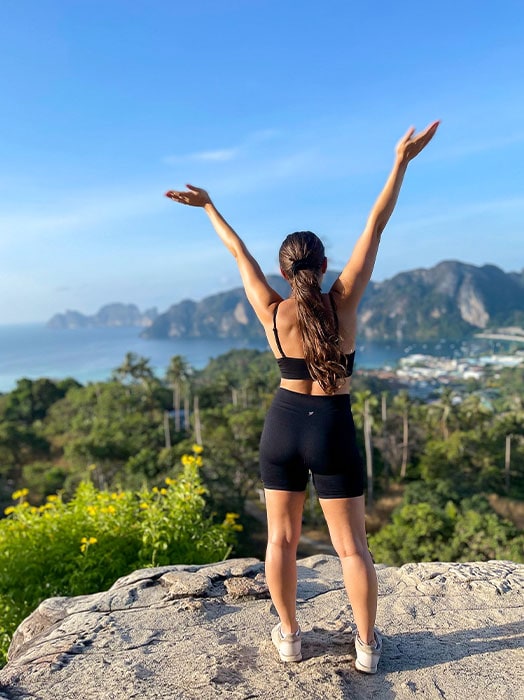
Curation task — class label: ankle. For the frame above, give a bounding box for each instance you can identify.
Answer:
[280,621,299,636]
[357,632,376,647]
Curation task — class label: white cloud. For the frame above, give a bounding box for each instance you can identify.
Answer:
[396,196,524,232]
[427,132,524,164]
[0,187,165,249]
[162,127,282,166]
[195,149,238,161]
[164,148,239,165]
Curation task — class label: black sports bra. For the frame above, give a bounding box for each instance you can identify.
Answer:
[272,294,355,380]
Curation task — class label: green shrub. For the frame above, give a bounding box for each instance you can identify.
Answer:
[0,446,240,666]
[368,496,524,566]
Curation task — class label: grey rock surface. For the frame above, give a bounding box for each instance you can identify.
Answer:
[0,556,523,699]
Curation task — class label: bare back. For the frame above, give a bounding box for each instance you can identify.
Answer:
[263,292,357,396]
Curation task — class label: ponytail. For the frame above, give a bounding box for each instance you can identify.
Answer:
[279,232,347,394]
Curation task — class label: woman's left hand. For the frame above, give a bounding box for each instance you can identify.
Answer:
[165,184,212,207]
[396,121,440,165]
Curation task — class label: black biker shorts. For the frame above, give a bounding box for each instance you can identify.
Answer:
[259,388,364,499]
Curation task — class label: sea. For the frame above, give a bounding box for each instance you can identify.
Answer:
[0,323,468,394]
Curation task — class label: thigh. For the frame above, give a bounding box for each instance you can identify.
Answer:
[265,489,306,546]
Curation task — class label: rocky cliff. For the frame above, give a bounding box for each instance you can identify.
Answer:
[141,261,524,343]
[45,262,524,341]
[358,261,524,341]
[47,304,158,330]
[1,556,522,699]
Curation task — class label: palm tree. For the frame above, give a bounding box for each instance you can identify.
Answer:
[112,352,155,388]
[165,355,191,432]
[493,397,524,494]
[437,387,454,440]
[381,391,388,423]
[393,391,410,479]
[353,390,378,507]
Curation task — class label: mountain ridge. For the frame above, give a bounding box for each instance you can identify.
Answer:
[47,261,524,342]
[47,303,158,330]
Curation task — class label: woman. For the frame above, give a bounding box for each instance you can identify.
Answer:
[165,120,439,673]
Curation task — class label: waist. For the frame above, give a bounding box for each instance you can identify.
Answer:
[274,387,352,407]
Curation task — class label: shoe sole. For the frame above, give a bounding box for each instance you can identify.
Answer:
[355,658,379,674]
[278,650,303,662]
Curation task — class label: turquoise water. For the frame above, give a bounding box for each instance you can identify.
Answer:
[0,324,268,392]
[0,323,460,393]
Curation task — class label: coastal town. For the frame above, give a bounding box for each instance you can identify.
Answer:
[362,328,524,401]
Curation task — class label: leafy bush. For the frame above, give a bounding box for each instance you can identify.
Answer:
[368,494,524,566]
[0,446,241,666]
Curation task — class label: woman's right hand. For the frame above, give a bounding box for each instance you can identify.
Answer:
[395,121,440,165]
[165,184,212,207]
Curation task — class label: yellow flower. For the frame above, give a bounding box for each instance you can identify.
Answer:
[223,512,243,532]
[152,486,159,494]
[160,488,168,496]
[12,488,29,500]
[80,536,97,553]
[46,494,59,502]
[104,505,116,515]
[139,502,149,510]
[4,506,15,516]
[165,477,175,486]
[181,454,192,467]
[87,505,97,517]
[192,444,204,454]
[81,536,97,544]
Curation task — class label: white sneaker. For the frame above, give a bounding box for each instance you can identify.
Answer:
[271,623,302,662]
[355,630,382,674]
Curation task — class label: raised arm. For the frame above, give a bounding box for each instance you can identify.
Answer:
[331,121,440,309]
[165,185,282,323]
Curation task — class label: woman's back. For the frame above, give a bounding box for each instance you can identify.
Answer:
[265,293,356,396]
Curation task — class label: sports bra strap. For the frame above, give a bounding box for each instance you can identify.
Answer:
[272,303,286,357]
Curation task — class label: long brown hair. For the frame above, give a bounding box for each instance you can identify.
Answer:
[279,231,347,394]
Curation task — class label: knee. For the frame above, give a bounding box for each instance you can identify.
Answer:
[267,531,300,551]
[334,540,370,561]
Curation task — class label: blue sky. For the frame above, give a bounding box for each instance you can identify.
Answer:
[1,0,523,324]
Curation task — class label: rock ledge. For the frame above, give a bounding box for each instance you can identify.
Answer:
[0,557,523,699]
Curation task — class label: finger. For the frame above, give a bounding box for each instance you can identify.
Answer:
[165,191,187,203]
[186,184,201,192]
[415,121,440,143]
[402,126,416,142]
